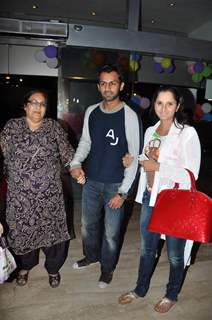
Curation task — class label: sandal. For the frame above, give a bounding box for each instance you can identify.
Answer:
[49,272,61,288]
[118,291,139,305]
[154,297,176,313]
[16,271,29,286]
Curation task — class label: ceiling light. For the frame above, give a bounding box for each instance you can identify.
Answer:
[6,75,10,80]
[151,20,155,24]
[169,3,175,7]
[19,78,23,82]
[91,11,96,16]
[32,4,38,9]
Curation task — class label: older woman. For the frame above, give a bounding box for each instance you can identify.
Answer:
[0,89,75,288]
[119,86,201,313]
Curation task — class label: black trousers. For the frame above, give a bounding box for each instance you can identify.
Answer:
[18,241,67,274]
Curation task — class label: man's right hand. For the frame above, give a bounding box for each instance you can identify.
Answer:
[70,167,86,184]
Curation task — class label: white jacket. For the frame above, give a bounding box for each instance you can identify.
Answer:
[135,121,201,206]
[135,121,201,266]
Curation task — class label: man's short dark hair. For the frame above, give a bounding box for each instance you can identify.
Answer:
[98,64,124,82]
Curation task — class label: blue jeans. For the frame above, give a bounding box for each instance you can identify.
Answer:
[134,190,186,301]
[81,179,124,274]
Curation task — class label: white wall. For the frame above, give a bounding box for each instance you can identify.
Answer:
[189,21,212,42]
[0,44,58,76]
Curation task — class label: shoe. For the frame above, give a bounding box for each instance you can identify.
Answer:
[72,257,98,269]
[16,270,29,286]
[118,291,139,305]
[154,297,176,313]
[49,272,61,288]
[98,272,113,289]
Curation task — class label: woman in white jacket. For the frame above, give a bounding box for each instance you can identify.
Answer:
[118,86,201,313]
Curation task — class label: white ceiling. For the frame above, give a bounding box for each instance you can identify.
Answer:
[0,0,212,38]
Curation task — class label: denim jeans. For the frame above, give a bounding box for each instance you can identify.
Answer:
[134,190,186,301]
[81,179,124,274]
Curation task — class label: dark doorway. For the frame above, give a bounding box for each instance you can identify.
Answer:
[0,74,58,130]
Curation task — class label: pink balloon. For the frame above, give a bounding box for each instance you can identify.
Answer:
[140,97,151,109]
[187,64,195,74]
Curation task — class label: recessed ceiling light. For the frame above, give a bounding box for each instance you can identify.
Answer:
[5,75,10,80]
[19,78,23,82]
[151,20,155,24]
[169,3,175,7]
[32,4,38,9]
[91,11,96,16]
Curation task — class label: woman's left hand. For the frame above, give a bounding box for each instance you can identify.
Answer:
[140,159,160,172]
[0,223,3,236]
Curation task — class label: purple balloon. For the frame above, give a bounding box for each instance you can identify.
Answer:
[164,65,175,73]
[154,62,164,73]
[44,45,58,58]
[194,62,204,73]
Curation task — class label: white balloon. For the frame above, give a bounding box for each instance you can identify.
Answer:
[34,49,46,63]
[153,57,163,63]
[201,102,212,114]
[46,57,58,68]
[186,60,195,66]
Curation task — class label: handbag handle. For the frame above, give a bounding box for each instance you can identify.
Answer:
[174,169,196,191]
[185,169,196,191]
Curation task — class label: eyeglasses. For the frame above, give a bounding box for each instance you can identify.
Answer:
[99,80,120,88]
[28,100,47,108]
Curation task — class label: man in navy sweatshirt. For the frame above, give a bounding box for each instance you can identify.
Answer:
[70,64,141,288]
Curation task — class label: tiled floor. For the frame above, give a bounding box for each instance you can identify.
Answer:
[0,203,212,320]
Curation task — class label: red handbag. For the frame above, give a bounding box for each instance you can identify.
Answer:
[148,169,212,243]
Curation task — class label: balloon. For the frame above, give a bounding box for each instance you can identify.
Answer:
[46,57,58,68]
[194,62,204,73]
[161,58,171,69]
[164,65,175,73]
[201,102,212,113]
[130,53,141,61]
[34,49,46,62]
[130,95,142,106]
[202,66,212,78]
[154,62,164,73]
[129,60,139,71]
[92,52,105,65]
[140,97,151,109]
[153,57,163,63]
[187,63,195,74]
[186,61,195,66]
[117,55,129,70]
[192,72,203,83]
[194,104,203,120]
[44,45,58,58]
[202,113,212,121]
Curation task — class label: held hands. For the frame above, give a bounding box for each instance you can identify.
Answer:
[70,167,86,184]
[108,194,125,209]
[122,153,134,168]
[0,223,3,236]
[140,159,160,172]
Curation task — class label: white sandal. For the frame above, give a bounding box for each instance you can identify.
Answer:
[118,291,139,305]
[154,297,176,313]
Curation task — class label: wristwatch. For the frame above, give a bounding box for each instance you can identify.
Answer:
[118,193,128,200]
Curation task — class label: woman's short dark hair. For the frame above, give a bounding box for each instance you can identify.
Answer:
[97,64,124,83]
[150,86,188,128]
[23,89,48,107]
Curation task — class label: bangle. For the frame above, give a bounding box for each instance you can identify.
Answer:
[118,193,128,200]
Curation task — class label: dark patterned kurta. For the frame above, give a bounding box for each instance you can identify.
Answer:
[0,118,75,255]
